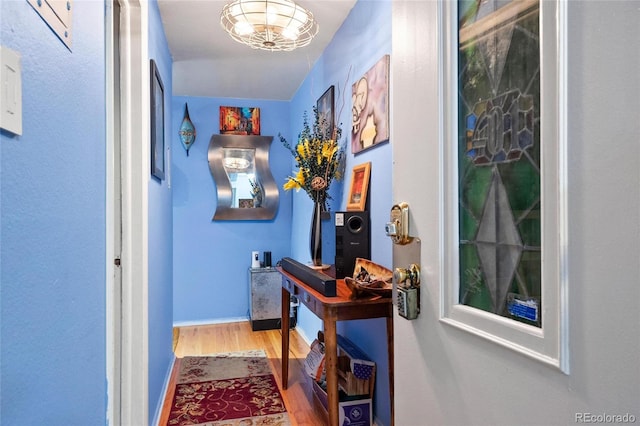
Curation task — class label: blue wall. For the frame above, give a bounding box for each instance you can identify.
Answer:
[289,1,393,425]
[0,1,107,425]
[171,97,293,324]
[148,1,175,423]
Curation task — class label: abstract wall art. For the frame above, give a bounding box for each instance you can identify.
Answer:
[351,55,389,154]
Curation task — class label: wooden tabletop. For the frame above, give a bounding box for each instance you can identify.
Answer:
[277,266,392,319]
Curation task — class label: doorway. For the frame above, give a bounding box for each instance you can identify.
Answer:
[106,1,150,424]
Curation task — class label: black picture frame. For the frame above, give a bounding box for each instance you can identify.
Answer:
[150,59,165,180]
[317,85,335,139]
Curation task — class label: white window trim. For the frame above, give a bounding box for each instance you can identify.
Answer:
[439,0,569,374]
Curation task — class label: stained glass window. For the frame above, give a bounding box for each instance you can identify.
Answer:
[458,0,541,327]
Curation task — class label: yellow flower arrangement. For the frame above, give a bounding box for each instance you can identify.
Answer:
[280,107,344,207]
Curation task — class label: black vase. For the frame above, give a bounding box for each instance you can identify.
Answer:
[309,201,322,266]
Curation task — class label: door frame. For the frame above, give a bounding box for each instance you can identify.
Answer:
[106,0,150,424]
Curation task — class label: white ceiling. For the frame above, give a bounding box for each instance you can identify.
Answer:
[157,0,357,101]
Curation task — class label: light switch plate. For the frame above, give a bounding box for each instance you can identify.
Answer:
[0,46,22,135]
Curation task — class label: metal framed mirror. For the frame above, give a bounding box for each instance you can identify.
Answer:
[208,134,279,220]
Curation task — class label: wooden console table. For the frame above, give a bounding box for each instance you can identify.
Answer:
[277,266,394,426]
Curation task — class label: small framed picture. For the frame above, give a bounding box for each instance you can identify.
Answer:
[150,59,165,180]
[238,198,254,209]
[347,162,371,211]
[219,106,260,135]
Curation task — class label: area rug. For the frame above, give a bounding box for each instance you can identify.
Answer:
[167,349,290,426]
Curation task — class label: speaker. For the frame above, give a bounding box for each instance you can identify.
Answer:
[334,211,370,279]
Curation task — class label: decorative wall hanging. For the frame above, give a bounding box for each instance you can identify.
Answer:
[317,86,335,140]
[220,106,261,135]
[179,103,196,156]
[351,55,390,154]
[150,59,165,180]
[441,0,569,373]
[347,162,371,211]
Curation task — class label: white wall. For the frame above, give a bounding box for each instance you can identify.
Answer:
[392,1,639,425]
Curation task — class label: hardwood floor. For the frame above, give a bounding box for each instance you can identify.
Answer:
[160,321,327,426]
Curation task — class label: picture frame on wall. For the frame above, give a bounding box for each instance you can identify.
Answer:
[150,59,165,180]
[346,162,371,211]
[317,85,335,139]
[219,106,261,135]
[238,199,254,208]
[351,55,390,154]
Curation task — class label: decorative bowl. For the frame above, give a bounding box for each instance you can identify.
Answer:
[344,258,393,299]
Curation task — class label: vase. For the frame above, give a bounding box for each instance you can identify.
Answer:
[310,201,322,267]
[253,192,262,208]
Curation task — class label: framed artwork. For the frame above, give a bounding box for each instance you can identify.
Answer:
[346,162,371,211]
[150,59,165,180]
[351,54,390,154]
[238,199,254,209]
[441,0,569,372]
[317,85,335,139]
[220,106,260,135]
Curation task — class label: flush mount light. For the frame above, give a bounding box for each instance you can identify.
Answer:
[223,156,251,170]
[223,148,254,171]
[224,157,250,170]
[220,0,319,51]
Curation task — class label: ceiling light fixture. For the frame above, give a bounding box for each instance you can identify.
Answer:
[223,156,251,171]
[223,148,254,171]
[220,0,319,52]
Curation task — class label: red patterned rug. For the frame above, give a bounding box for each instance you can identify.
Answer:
[167,349,290,426]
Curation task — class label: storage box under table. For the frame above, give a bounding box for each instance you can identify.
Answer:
[313,381,373,426]
[311,334,376,426]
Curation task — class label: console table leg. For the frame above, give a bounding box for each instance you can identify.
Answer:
[324,313,339,426]
[281,287,290,389]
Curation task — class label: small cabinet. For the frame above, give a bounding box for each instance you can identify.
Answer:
[249,267,284,331]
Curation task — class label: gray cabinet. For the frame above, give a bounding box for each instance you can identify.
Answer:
[249,267,282,331]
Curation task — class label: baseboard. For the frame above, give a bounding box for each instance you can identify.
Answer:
[294,325,314,346]
[173,316,249,328]
[173,317,301,333]
[152,354,177,426]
